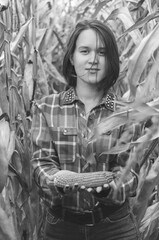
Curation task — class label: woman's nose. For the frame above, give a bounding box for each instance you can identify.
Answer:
[89,51,98,63]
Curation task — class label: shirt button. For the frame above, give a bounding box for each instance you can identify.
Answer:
[63,129,67,134]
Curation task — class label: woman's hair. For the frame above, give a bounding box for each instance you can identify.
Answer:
[62,19,120,91]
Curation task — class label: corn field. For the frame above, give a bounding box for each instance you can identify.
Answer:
[0,0,159,239]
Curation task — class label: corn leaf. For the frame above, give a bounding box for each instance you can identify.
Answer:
[99,142,131,155]
[14,0,25,26]
[133,157,159,223]
[118,10,159,40]
[0,206,17,240]
[0,74,9,114]
[124,52,159,103]
[140,202,159,239]
[44,57,66,84]
[10,18,32,53]
[23,62,34,101]
[90,100,159,141]
[36,28,47,50]
[127,23,159,99]
[106,7,142,44]
[38,53,49,96]
[73,0,95,12]
[92,1,109,19]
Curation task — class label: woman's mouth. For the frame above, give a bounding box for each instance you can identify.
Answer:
[86,68,100,73]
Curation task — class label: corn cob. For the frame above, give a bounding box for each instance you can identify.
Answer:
[53,170,114,188]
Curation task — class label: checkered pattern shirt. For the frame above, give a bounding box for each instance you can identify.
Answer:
[31,87,139,211]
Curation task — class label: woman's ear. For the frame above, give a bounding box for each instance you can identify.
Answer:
[70,56,74,65]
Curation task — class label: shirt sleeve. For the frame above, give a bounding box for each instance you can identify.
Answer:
[106,167,138,204]
[31,102,61,208]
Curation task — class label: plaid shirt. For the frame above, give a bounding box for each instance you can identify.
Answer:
[31,87,138,211]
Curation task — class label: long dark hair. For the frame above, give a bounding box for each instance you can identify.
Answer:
[63,19,119,92]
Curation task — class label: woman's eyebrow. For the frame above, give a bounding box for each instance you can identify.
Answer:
[78,46,89,48]
[78,46,105,49]
[98,47,106,50]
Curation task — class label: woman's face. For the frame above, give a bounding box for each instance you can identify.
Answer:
[71,29,107,86]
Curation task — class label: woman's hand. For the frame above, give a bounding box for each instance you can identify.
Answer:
[86,183,111,199]
[55,183,79,196]
[55,183,111,199]
[47,170,113,198]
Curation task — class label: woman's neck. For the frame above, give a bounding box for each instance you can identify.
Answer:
[76,82,103,102]
[75,82,104,114]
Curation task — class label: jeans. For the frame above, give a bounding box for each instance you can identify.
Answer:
[43,203,141,240]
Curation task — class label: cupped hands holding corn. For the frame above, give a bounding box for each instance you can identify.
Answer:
[47,170,113,198]
[0,114,15,192]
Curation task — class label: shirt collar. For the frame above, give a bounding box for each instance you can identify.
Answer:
[61,87,115,111]
[61,87,77,104]
[101,92,115,111]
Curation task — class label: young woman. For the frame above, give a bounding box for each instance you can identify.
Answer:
[31,19,141,240]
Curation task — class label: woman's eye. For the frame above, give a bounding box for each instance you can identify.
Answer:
[80,50,88,54]
[99,51,105,56]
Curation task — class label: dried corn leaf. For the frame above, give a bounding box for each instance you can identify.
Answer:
[0,117,10,149]
[36,28,47,50]
[0,207,17,240]
[133,157,159,223]
[0,146,8,192]
[90,101,158,141]
[14,0,25,26]
[127,23,159,99]
[22,80,31,113]
[23,62,33,101]
[106,7,142,44]
[44,57,66,84]
[0,115,15,192]
[92,1,109,19]
[118,11,159,40]
[37,53,49,96]
[73,0,95,12]
[99,143,131,155]
[7,130,15,161]
[135,52,159,100]
[0,75,9,114]
[10,18,32,53]
[9,86,20,122]
[140,202,159,239]
[135,128,159,143]
[11,150,22,174]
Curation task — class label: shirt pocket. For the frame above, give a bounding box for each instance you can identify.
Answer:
[49,127,78,163]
